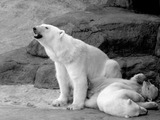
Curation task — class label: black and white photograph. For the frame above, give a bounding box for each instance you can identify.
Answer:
[0,0,160,120]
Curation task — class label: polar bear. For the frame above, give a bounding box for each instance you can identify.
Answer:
[33,24,121,110]
[93,74,158,118]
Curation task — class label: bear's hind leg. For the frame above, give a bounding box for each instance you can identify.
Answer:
[137,102,159,110]
[85,93,99,109]
[104,59,122,78]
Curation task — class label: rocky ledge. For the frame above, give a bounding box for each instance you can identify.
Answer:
[0,7,160,98]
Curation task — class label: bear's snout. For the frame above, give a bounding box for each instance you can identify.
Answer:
[33,27,37,33]
[33,27,43,39]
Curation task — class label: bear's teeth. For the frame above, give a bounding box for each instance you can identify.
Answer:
[34,34,43,39]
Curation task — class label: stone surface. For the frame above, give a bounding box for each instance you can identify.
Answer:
[155,26,160,57]
[116,55,160,95]
[0,47,59,89]
[0,105,160,120]
[1,7,160,92]
[104,0,132,8]
[34,59,58,89]
[2,7,160,91]
[28,7,160,58]
[0,0,88,54]
[0,85,59,108]
[0,47,46,85]
[25,7,160,91]
[0,0,159,55]
[86,0,160,14]
[84,0,132,8]
[27,40,48,58]
[116,55,158,78]
[0,85,159,120]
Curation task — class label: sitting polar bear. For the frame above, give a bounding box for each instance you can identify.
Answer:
[85,73,158,118]
[33,24,121,110]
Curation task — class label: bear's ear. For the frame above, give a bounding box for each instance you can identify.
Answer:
[59,30,65,37]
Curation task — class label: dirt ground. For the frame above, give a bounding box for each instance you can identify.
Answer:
[0,84,159,120]
[0,85,61,109]
[0,0,86,54]
[0,102,159,120]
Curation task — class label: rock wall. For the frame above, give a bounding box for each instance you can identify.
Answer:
[84,0,160,14]
[0,6,160,98]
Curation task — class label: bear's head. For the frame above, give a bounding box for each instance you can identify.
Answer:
[141,81,158,101]
[124,99,147,118]
[33,24,65,47]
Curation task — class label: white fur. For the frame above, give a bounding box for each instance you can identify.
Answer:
[95,74,158,118]
[34,24,121,110]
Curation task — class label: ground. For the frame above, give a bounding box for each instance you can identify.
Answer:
[0,85,59,108]
[0,104,160,120]
[0,85,159,120]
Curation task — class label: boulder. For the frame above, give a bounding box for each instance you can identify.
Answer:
[28,7,160,58]
[116,55,158,78]
[155,26,160,57]
[1,7,160,93]
[27,39,48,58]
[83,0,132,8]
[34,59,58,89]
[104,0,132,8]
[0,47,46,85]
[0,47,59,89]
[85,0,160,14]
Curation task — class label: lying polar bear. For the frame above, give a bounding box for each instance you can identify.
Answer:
[85,73,158,118]
[33,24,121,110]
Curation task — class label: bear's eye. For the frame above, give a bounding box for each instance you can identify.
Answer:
[45,27,49,29]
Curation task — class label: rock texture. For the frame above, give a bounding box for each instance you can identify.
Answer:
[86,0,160,14]
[28,8,160,58]
[155,27,160,57]
[27,40,48,58]
[26,7,160,92]
[0,47,58,89]
[0,48,46,85]
[0,0,90,54]
[0,0,159,55]
[1,7,160,97]
[82,0,132,8]
[34,59,58,89]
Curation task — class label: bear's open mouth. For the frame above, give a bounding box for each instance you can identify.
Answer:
[33,28,43,39]
[34,33,43,39]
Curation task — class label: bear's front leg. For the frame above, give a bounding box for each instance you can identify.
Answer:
[66,62,88,110]
[52,62,70,107]
[68,75,88,110]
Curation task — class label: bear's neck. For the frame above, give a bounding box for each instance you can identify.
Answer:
[53,34,78,63]
[56,34,87,64]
